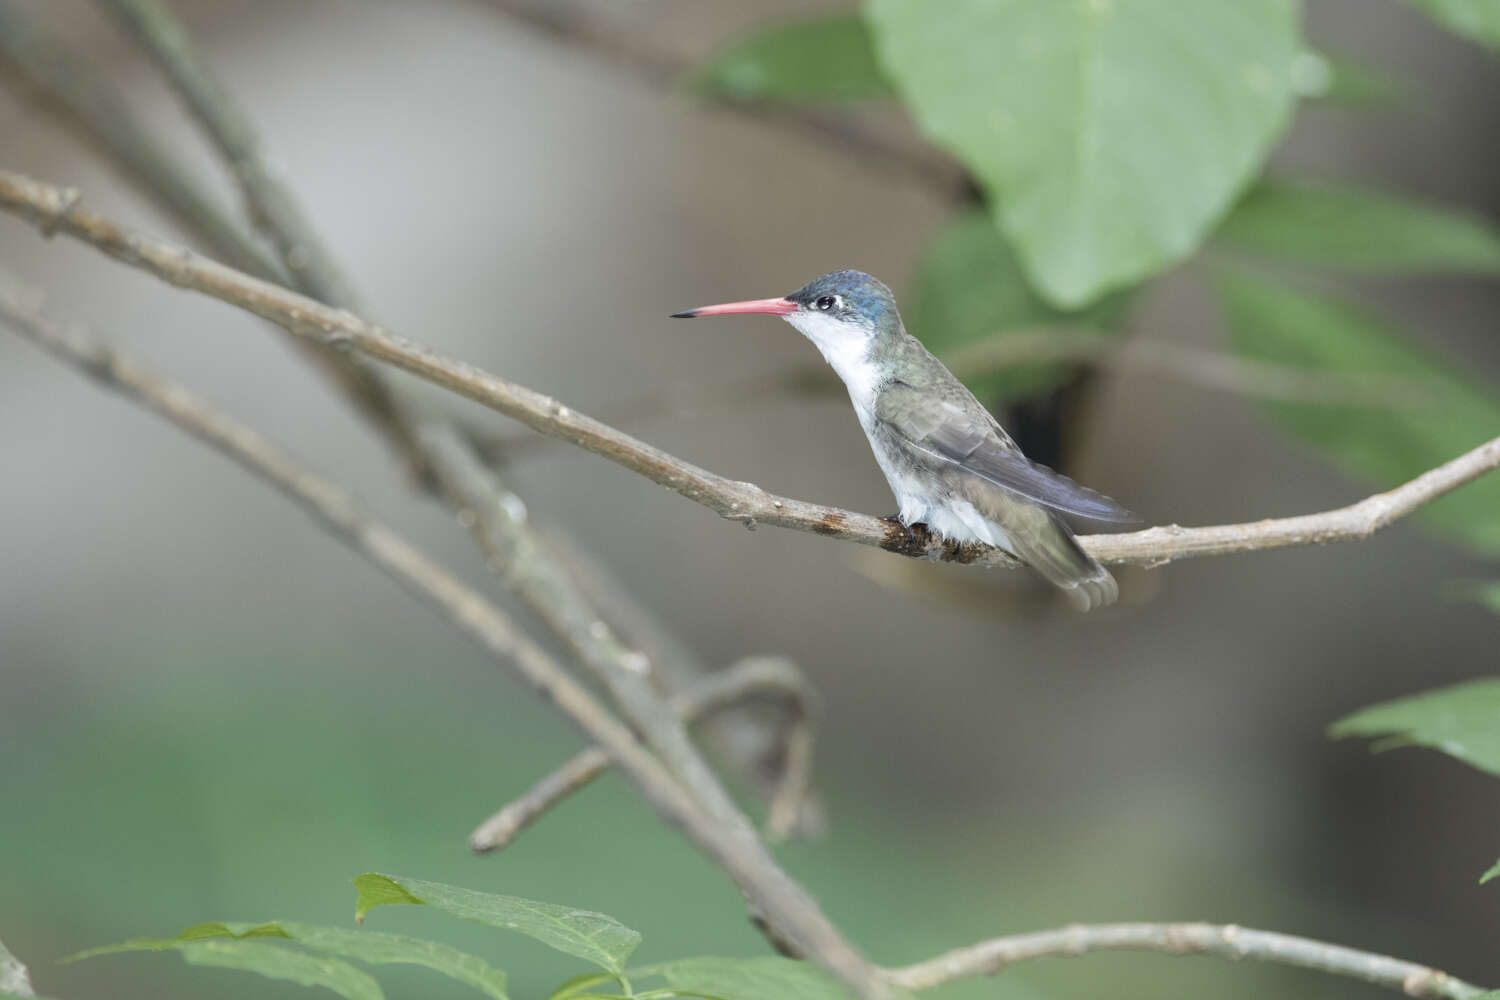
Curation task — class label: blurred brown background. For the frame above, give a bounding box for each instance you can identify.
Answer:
[2,2,1498,998]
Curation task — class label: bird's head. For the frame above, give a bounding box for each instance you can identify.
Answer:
[672,270,901,367]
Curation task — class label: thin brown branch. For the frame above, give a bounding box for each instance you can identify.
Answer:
[0,274,886,1000]
[6,171,1498,574]
[76,4,869,983]
[0,0,781,820]
[470,656,818,852]
[474,0,966,200]
[883,922,1488,999]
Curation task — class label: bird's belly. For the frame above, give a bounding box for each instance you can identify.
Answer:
[864,436,1014,554]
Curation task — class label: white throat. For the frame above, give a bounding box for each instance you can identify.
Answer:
[783,312,880,412]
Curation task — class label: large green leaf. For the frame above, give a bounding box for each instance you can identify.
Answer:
[1219,274,1500,556]
[1402,0,1500,52]
[1216,179,1500,274]
[635,956,859,1000]
[865,0,1303,307]
[68,920,507,999]
[353,874,640,973]
[695,14,891,101]
[1330,677,1500,777]
[908,210,1130,402]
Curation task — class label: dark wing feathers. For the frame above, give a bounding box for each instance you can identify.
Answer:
[875,383,1137,524]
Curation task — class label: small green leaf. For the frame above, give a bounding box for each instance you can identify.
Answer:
[1481,858,1500,884]
[866,0,1303,307]
[354,874,640,973]
[1219,273,1500,556]
[66,922,291,960]
[178,941,383,1000]
[695,14,891,102]
[353,874,424,924]
[1217,179,1500,275]
[908,210,1130,402]
[72,935,384,1000]
[68,919,507,999]
[548,971,624,1000]
[635,957,857,1000]
[1401,0,1500,53]
[1331,677,1500,777]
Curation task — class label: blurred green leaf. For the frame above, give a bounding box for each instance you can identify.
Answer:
[1217,178,1500,274]
[1219,274,1500,555]
[1472,581,1500,613]
[69,919,508,999]
[909,210,1130,402]
[635,956,868,1000]
[1310,51,1409,107]
[354,874,640,972]
[694,14,891,101]
[1482,858,1500,883]
[865,0,1302,307]
[1401,0,1500,52]
[1330,677,1500,777]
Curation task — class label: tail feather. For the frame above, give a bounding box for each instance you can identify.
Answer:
[1007,516,1119,611]
[958,488,1118,610]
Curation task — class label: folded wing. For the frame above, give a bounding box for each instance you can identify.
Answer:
[875,381,1137,524]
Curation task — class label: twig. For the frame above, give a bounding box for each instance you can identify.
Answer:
[474,0,966,200]
[883,922,1488,999]
[470,656,819,852]
[5,171,1498,574]
[82,4,870,983]
[0,274,887,1000]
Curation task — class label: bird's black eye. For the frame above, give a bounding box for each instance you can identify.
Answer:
[815,295,837,311]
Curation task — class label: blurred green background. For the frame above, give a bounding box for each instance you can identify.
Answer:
[2,1,1499,999]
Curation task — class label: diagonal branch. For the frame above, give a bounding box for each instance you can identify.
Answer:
[469,655,818,853]
[0,273,885,1000]
[5,171,1499,574]
[77,2,871,984]
[883,921,1488,998]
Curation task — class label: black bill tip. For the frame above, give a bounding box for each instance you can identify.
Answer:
[670,309,702,318]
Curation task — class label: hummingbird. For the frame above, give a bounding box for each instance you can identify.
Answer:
[673,269,1135,610]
